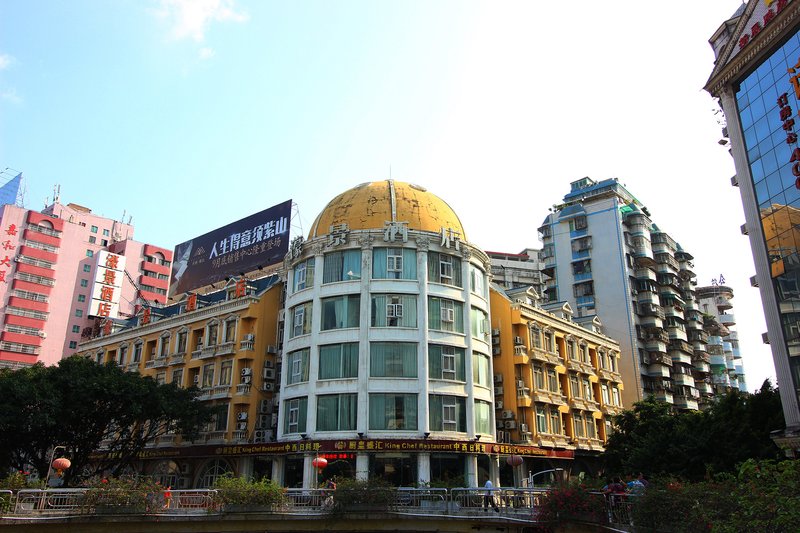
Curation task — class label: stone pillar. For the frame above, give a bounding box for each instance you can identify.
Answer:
[356,453,369,481]
[417,453,431,486]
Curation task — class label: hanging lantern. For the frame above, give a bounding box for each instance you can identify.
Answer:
[506,455,523,467]
[52,457,71,477]
[311,457,328,470]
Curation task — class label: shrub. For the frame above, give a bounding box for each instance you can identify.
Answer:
[212,474,286,508]
[83,476,163,511]
[535,480,606,525]
[331,477,393,512]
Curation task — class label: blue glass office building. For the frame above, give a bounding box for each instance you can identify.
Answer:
[706,0,800,455]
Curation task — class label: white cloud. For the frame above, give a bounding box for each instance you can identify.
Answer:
[153,0,248,42]
[1,88,22,104]
[0,53,14,70]
[199,47,215,60]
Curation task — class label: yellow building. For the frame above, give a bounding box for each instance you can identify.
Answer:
[489,286,624,471]
[77,275,284,488]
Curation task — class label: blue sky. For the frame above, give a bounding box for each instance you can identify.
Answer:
[1,0,775,391]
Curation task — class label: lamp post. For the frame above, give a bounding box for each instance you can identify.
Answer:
[44,445,66,487]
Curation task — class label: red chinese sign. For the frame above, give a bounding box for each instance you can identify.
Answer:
[739,0,789,49]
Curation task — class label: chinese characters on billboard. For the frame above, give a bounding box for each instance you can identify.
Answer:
[89,251,126,318]
[169,200,291,296]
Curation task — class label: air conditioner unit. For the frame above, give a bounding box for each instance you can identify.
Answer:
[496,419,506,429]
[263,368,275,380]
[271,414,278,426]
[501,410,514,420]
[254,429,269,443]
[505,420,517,429]
[494,386,504,395]
[241,376,251,384]
[237,421,248,431]
[520,424,529,433]
[260,400,271,412]
[267,344,277,354]
[262,382,274,392]
[513,336,523,345]
[244,333,255,341]
[517,380,525,388]
[264,360,274,368]
[491,329,500,336]
[496,400,504,410]
[492,336,500,345]
[492,346,501,355]
[493,374,503,383]
[442,308,455,322]
[241,368,252,377]
[236,412,248,421]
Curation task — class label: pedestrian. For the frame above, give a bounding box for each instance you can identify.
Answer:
[483,478,499,512]
[162,486,172,509]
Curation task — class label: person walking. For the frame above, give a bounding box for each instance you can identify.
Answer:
[483,478,499,512]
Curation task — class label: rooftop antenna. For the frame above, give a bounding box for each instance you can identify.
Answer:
[53,184,61,203]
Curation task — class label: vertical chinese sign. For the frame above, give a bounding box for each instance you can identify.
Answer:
[89,251,126,318]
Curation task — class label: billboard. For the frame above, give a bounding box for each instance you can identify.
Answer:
[169,200,291,297]
[88,251,126,318]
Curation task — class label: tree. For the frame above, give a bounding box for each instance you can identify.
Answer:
[603,382,784,481]
[0,356,212,484]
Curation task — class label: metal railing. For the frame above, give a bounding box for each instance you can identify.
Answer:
[1,486,635,527]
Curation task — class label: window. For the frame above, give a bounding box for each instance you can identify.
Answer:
[601,384,610,405]
[317,393,357,431]
[612,387,621,406]
[119,345,128,365]
[567,341,576,360]
[319,343,358,379]
[158,334,170,357]
[90,225,98,233]
[293,257,315,292]
[202,363,215,388]
[101,239,108,247]
[373,247,417,280]
[569,216,587,231]
[77,294,86,302]
[536,406,548,433]
[321,295,360,330]
[470,307,489,339]
[549,408,561,435]
[429,344,465,381]
[428,252,462,286]
[429,395,466,432]
[474,400,492,434]
[88,236,96,244]
[573,412,585,437]
[586,417,596,438]
[214,403,229,432]
[83,264,91,272]
[284,397,308,434]
[287,349,310,384]
[547,368,559,393]
[219,360,233,386]
[133,342,142,362]
[428,297,464,333]
[68,341,77,349]
[582,378,593,401]
[291,302,312,337]
[472,352,490,387]
[544,331,554,353]
[371,294,417,327]
[533,364,545,390]
[155,371,166,385]
[75,309,83,318]
[369,393,417,430]
[224,318,237,343]
[103,228,109,236]
[370,342,417,377]
[206,322,219,346]
[176,331,188,354]
[470,265,486,297]
[86,250,93,257]
[323,249,361,283]
[80,279,88,287]
[71,325,80,333]
[569,375,580,398]
[171,368,183,386]
[530,326,542,349]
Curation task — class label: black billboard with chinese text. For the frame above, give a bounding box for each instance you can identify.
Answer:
[169,200,291,296]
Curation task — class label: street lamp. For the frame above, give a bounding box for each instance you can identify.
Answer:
[528,468,564,488]
[44,446,66,486]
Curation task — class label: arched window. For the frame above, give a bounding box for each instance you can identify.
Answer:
[197,459,232,488]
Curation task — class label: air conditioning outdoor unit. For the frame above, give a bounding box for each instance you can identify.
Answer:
[260,400,271,412]
[496,400,504,410]
[520,424,529,433]
[241,368,252,377]
[505,420,517,429]
[236,412,248,421]
[264,360,274,368]
[513,336,524,345]
[494,374,503,383]
[267,344,277,354]
[241,376,252,384]
[259,414,270,428]
[494,386,504,395]
[263,368,275,380]
[254,430,269,443]
[244,333,255,341]
[492,346,501,355]
[501,410,514,420]
[271,414,279,426]
[517,380,525,388]
[262,382,274,392]
[491,329,500,336]
[237,422,248,431]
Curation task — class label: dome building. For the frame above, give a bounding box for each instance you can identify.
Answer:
[277,180,497,488]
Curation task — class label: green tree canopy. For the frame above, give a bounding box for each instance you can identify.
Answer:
[603,380,784,481]
[0,356,212,484]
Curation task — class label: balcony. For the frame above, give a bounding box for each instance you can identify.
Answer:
[169,354,185,366]
[719,313,736,325]
[240,339,255,351]
[513,345,529,365]
[236,383,252,395]
[653,390,674,403]
[674,395,699,410]
[672,373,695,387]
[217,342,236,356]
[648,351,673,367]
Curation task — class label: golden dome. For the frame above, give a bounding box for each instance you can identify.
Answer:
[308,180,467,240]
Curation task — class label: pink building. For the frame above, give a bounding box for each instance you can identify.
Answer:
[0,201,172,368]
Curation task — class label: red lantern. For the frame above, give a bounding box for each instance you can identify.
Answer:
[311,457,328,470]
[52,457,71,477]
[506,455,523,467]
